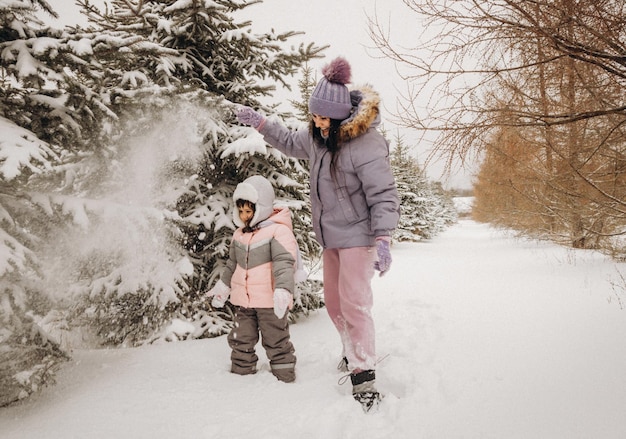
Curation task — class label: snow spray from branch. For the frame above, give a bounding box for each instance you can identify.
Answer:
[39,98,214,312]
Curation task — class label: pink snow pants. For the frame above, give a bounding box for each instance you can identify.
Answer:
[323,246,377,372]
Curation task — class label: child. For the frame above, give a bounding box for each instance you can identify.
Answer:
[206,175,298,383]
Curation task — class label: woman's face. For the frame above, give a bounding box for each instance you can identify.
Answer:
[238,204,255,225]
[311,114,331,133]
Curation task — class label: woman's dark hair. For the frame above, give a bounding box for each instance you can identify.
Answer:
[310,118,343,180]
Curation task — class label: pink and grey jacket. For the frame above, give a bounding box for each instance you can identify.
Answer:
[221,176,298,309]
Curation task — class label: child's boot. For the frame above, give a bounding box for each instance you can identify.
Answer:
[271,362,296,383]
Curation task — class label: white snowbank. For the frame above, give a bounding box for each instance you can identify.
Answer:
[1,220,625,439]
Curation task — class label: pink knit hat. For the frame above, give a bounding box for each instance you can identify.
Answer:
[308,57,352,120]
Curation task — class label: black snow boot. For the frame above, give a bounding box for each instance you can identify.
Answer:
[351,369,381,413]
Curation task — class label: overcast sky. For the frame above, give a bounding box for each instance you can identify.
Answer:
[44,0,474,189]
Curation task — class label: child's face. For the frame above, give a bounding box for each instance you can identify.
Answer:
[238,204,255,225]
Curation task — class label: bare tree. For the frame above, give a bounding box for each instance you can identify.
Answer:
[370,0,626,151]
[369,0,626,253]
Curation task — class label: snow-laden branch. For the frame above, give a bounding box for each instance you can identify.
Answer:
[0,117,58,181]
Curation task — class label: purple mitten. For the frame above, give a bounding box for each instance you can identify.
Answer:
[237,107,264,128]
[374,238,392,276]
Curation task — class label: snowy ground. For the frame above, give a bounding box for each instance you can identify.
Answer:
[1,220,625,439]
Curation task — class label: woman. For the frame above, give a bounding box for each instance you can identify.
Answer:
[237,57,399,411]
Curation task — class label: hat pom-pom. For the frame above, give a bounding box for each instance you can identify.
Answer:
[322,57,351,85]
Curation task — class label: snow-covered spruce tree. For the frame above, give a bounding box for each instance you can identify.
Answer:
[289,63,317,122]
[390,134,457,241]
[0,0,325,361]
[78,0,325,107]
[0,1,225,403]
[69,0,326,341]
[0,0,123,406]
[0,4,207,407]
[0,1,203,354]
[430,180,458,229]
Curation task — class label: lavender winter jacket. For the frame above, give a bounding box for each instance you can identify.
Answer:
[259,85,400,249]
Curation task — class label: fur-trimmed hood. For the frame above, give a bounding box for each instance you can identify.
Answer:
[338,85,381,143]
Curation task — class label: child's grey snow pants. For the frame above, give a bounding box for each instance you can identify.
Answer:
[227,306,296,382]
